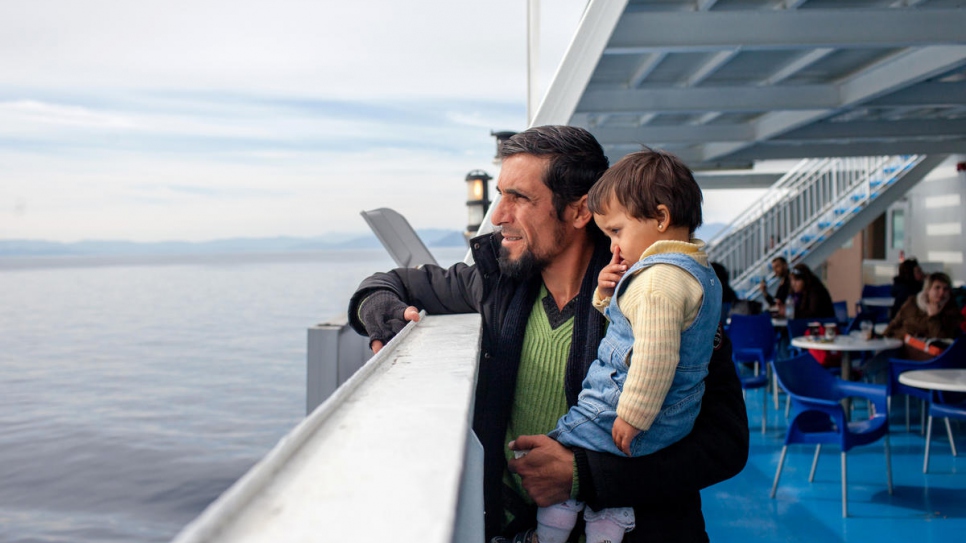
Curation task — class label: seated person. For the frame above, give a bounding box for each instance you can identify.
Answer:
[789,264,834,320]
[890,258,924,319]
[759,256,790,313]
[863,272,962,381]
[883,271,962,340]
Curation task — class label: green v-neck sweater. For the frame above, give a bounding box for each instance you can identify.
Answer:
[503,285,576,505]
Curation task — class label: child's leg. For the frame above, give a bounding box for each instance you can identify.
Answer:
[535,499,583,543]
[583,506,635,543]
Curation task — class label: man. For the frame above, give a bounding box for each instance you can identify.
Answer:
[348,126,748,542]
[759,256,791,312]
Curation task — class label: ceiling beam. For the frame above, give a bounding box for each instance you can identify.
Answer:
[727,140,966,161]
[776,118,966,141]
[602,144,753,169]
[577,85,838,113]
[700,46,966,161]
[693,172,782,190]
[869,81,966,107]
[760,48,834,86]
[606,9,966,53]
[590,117,966,146]
[592,124,753,145]
[686,49,740,87]
[628,52,666,89]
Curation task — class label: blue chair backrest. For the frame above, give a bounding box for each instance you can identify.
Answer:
[923,336,966,369]
[833,301,849,324]
[888,336,966,396]
[773,354,838,402]
[728,313,776,360]
[861,284,892,298]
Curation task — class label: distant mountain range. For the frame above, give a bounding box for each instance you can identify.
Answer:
[0,229,468,257]
[1,223,727,258]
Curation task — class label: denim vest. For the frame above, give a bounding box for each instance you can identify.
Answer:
[552,252,722,457]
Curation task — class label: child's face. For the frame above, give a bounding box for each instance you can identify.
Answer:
[593,201,662,264]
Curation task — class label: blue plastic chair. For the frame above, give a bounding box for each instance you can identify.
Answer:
[728,313,775,434]
[924,394,966,473]
[833,300,849,327]
[770,354,893,518]
[861,284,893,298]
[858,284,893,323]
[888,337,966,432]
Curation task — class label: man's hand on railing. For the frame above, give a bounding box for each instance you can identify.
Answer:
[358,290,420,353]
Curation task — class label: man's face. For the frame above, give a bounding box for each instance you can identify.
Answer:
[772,259,788,277]
[490,154,568,279]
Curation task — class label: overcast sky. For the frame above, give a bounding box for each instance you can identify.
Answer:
[0,0,754,243]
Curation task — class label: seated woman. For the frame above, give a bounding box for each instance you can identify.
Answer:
[863,272,962,381]
[890,258,924,319]
[789,263,835,320]
[790,264,838,369]
[883,271,962,340]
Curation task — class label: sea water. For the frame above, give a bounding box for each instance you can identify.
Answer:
[0,247,466,543]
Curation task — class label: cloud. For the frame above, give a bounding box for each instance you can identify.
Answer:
[0,1,769,244]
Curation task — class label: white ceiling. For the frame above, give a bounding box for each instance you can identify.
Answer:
[536,0,966,177]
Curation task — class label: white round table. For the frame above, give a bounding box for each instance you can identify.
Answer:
[898,369,966,393]
[897,369,966,473]
[791,335,902,381]
[861,297,895,307]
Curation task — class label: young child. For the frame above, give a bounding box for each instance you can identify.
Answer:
[511,149,722,543]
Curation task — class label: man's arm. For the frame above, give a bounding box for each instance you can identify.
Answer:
[508,332,749,508]
[347,261,483,342]
[577,332,749,509]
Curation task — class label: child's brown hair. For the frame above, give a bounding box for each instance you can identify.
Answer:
[587,148,703,235]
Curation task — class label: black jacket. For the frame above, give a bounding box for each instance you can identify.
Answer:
[890,276,923,319]
[794,282,835,321]
[763,274,790,307]
[348,233,749,542]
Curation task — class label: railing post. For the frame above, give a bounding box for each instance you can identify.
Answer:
[307,315,371,415]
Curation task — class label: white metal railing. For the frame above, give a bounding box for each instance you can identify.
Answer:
[171,313,484,543]
[707,155,923,299]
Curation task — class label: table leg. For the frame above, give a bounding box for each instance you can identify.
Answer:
[841,352,851,418]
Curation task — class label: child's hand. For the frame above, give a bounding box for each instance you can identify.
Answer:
[612,416,641,456]
[597,247,626,299]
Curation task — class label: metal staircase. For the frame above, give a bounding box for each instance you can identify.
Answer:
[706,154,945,301]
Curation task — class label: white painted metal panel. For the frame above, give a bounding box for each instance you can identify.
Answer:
[172,313,482,543]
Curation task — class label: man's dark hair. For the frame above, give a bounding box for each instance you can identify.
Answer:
[587,147,702,235]
[499,126,609,226]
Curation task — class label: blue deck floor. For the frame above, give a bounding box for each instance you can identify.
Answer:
[702,389,966,542]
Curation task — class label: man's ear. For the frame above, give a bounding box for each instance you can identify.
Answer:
[571,195,593,229]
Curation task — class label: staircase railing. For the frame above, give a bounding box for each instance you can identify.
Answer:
[707,154,924,300]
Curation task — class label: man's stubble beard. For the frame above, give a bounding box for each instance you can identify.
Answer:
[496,224,566,280]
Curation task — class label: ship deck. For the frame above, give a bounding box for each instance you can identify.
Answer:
[704,390,966,542]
